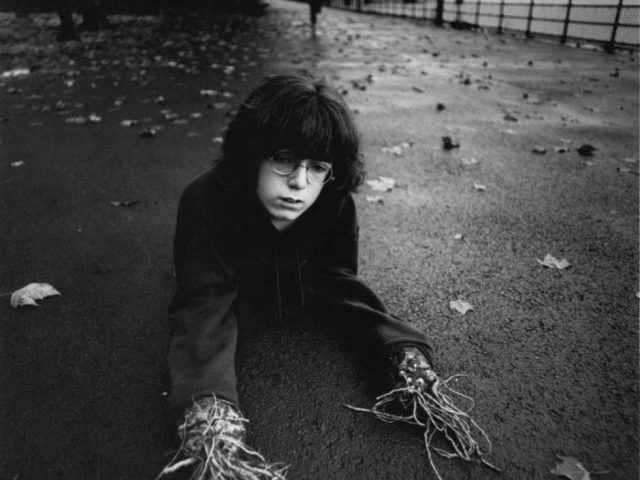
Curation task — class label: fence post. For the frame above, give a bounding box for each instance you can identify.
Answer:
[606,0,624,53]
[561,0,572,44]
[474,0,481,29]
[525,0,535,38]
[435,0,444,25]
[497,0,505,34]
[356,0,361,12]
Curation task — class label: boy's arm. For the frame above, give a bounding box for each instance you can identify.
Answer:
[312,195,434,363]
[167,185,240,418]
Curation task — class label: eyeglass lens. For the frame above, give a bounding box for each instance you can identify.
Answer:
[271,151,332,184]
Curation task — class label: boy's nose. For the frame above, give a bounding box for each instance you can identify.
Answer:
[288,166,308,189]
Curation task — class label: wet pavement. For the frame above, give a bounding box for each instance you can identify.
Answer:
[1,1,638,479]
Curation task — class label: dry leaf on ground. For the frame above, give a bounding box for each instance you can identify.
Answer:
[366,176,397,192]
[10,283,61,308]
[550,456,592,480]
[110,200,139,207]
[449,299,473,315]
[366,195,384,204]
[537,254,571,270]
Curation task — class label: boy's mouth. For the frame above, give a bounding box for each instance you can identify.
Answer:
[281,197,303,204]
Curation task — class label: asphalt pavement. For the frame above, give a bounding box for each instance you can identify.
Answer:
[1,1,638,479]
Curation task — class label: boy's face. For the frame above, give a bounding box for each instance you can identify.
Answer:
[256,155,329,231]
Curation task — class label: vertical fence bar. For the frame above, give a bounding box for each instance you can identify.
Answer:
[356,0,361,12]
[561,0,572,44]
[525,0,535,37]
[607,0,624,52]
[435,0,444,25]
[497,0,505,33]
[474,0,481,29]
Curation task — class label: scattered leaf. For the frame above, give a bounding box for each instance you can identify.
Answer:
[200,89,218,97]
[65,116,88,125]
[120,119,139,127]
[140,128,156,138]
[442,136,460,150]
[436,103,446,111]
[366,195,384,204]
[503,113,518,122]
[473,183,486,192]
[577,144,596,157]
[382,142,412,157]
[366,176,397,192]
[88,113,102,123]
[461,157,479,166]
[11,161,25,167]
[110,200,139,207]
[449,299,473,315]
[10,283,61,308]
[554,146,569,153]
[550,455,591,480]
[1,67,30,78]
[412,86,424,93]
[537,254,571,270]
[212,136,224,144]
[532,146,547,154]
[453,233,464,240]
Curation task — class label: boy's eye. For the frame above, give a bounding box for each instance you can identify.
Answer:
[309,162,331,174]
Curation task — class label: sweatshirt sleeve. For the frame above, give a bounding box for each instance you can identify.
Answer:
[311,195,434,362]
[167,182,240,416]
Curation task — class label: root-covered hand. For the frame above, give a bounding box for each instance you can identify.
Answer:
[158,395,287,480]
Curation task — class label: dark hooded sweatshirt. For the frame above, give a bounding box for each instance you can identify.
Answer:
[167,168,433,416]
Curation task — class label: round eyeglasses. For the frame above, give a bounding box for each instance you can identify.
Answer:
[267,150,334,185]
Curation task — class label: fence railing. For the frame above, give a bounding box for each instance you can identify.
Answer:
[324,0,639,51]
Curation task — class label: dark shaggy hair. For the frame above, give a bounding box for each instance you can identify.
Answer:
[218,74,365,194]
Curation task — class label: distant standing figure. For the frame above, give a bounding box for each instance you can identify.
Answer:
[309,0,323,38]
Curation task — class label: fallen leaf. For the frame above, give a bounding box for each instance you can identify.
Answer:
[120,119,139,127]
[537,254,571,270]
[10,283,61,308]
[449,299,473,315]
[473,183,486,191]
[442,136,460,150]
[550,455,591,480]
[88,113,102,123]
[382,145,403,156]
[1,67,30,78]
[577,144,596,157]
[65,116,88,125]
[461,157,479,166]
[554,146,569,153]
[503,113,518,122]
[110,200,139,207]
[366,176,396,192]
[436,103,446,111]
[140,128,156,138]
[212,136,224,144]
[366,195,384,204]
[11,161,25,167]
[453,233,464,240]
[532,146,547,154]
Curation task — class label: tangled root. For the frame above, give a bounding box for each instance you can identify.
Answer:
[346,375,501,480]
[158,397,288,480]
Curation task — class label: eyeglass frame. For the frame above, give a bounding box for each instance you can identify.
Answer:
[266,150,335,185]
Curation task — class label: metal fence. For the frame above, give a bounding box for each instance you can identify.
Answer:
[324,0,639,51]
